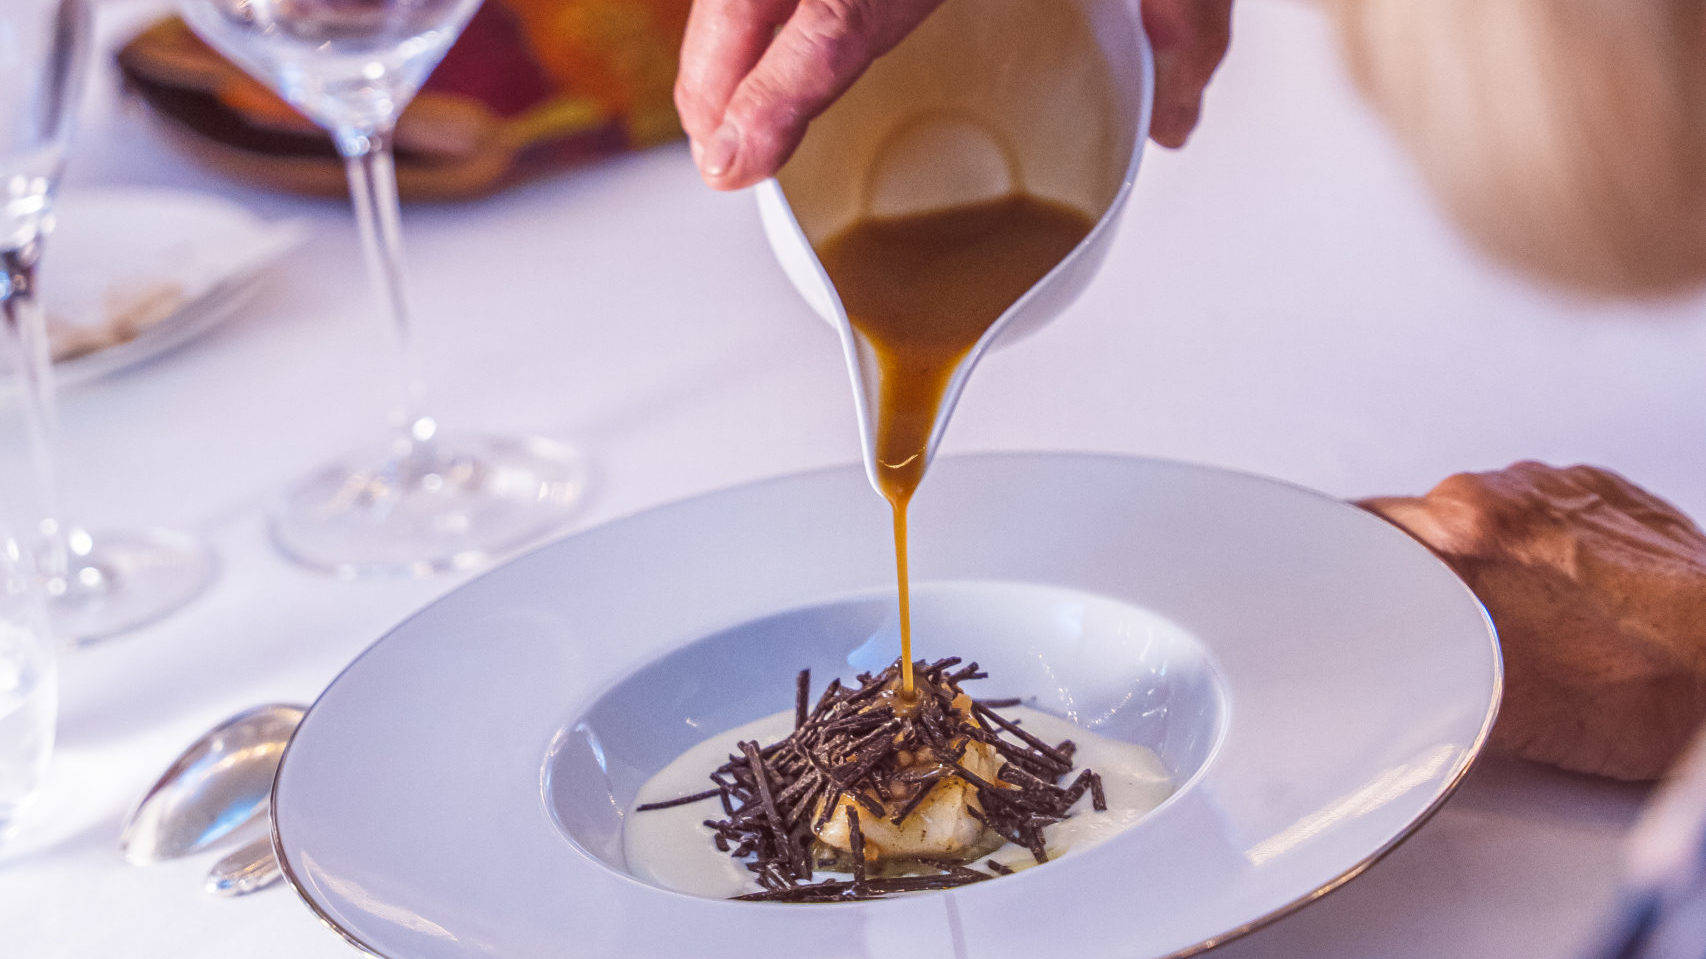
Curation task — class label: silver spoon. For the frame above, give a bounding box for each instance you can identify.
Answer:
[205,835,283,896]
[120,703,306,865]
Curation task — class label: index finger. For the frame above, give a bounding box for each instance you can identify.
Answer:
[675,0,797,144]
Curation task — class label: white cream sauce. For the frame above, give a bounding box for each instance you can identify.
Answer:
[622,706,1172,899]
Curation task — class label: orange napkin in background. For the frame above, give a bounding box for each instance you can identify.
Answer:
[116,0,691,200]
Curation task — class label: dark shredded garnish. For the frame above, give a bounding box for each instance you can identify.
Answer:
[846,806,866,889]
[635,787,723,812]
[733,872,992,902]
[636,659,1105,901]
[795,669,811,730]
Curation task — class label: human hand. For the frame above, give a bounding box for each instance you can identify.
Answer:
[675,0,1234,190]
[1360,462,1706,782]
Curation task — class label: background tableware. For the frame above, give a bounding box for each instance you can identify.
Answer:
[205,835,283,897]
[0,0,217,645]
[270,453,1499,959]
[116,4,691,200]
[176,0,588,578]
[0,536,54,849]
[120,702,303,865]
[757,0,1153,497]
[25,187,306,387]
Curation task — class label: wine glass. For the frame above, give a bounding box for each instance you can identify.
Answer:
[0,525,52,848]
[1,0,216,645]
[177,0,588,577]
[0,0,73,845]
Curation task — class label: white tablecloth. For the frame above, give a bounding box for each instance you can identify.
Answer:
[1,1,1676,955]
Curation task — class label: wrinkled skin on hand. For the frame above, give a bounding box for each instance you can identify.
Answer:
[675,0,1233,189]
[1360,462,1706,782]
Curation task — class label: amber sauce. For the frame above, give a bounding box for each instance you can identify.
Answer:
[815,195,1094,695]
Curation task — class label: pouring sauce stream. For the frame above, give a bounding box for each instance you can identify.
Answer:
[816,194,1093,694]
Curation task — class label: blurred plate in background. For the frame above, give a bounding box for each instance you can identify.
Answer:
[17,187,306,388]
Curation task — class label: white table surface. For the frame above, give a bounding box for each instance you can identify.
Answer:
[0,1,1677,955]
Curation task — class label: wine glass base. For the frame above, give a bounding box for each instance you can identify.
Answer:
[51,528,217,645]
[269,430,589,578]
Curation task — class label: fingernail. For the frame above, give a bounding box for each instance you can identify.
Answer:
[689,137,704,163]
[701,123,740,179]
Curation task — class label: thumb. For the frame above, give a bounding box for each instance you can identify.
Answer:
[698,0,943,189]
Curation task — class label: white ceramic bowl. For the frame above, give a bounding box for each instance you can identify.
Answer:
[272,453,1500,959]
[552,580,1227,880]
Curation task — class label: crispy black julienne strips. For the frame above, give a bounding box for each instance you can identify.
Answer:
[954,719,996,746]
[940,737,968,765]
[869,872,991,892]
[741,740,799,880]
[923,656,962,677]
[814,787,842,831]
[888,768,945,825]
[847,788,885,819]
[842,717,903,757]
[773,765,820,807]
[821,706,893,732]
[972,701,1074,769]
[891,763,944,784]
[842,665,899,706]
[920,858,989,884]
[788,817,816,880]
[846,807,866,888]
[965,804,1026,846]
[947,662,987,683]
[802,748,845,795]
[783,776,826,829]
[1089,771,1107,812]
[1023,823,1049,865]
[977,697,1023,709]
[871,774,893,803]
[732,872,991,903]
[808,677,843,718]
[634,787,723,812]
[987,738,1065,782]
[837,729,901,783]
[995,760,1065,795]
[985,859,1013,876]
[1061,769,1096,807]
[912,710,945,748]
[922,678,958,706]
[943,759,1014,805]
[640,658,1109,901]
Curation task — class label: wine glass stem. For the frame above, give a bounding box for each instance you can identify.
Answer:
[335,126,433,449]
[0,242,69,587]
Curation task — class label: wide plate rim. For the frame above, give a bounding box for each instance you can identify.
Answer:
[270,451,1503,958]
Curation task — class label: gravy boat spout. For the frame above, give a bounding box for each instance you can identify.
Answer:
[758,0,1154,496]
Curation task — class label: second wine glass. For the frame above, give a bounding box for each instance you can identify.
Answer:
[3,0,216,644]
[178,0,587,577]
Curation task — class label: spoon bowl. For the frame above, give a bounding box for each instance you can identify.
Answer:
[119,702,305,864]
[757,0,1154,496]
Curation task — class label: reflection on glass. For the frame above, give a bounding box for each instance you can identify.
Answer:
[177,0,588,577]
[2,0,214,644]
